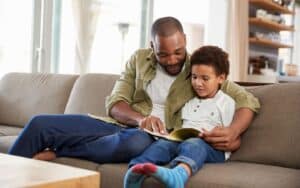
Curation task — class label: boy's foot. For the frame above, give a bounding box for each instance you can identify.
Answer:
[142,163,189,188]
[123,164,146,188]
[33,150,56,161]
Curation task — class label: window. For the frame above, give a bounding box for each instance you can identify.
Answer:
[90,0,142,74]
[152,0,229,52]
[292,5,300,67]
[153,0,208,53]
[57,0,142,74]
[56,0,229,75]
[0,0,34,78]
[0,0,253,78]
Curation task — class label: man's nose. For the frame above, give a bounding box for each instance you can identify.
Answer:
[166,55,177,65]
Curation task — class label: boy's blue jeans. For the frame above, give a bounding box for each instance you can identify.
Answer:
[9,114,154,163]
[129,138,225,175]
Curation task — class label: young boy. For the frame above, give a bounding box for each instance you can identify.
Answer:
[123,46,236,188]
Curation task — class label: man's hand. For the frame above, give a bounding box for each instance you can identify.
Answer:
[139,115,167,135]
[199,126,241,152]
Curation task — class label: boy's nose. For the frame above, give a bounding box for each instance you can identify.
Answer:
[195,79,204,86]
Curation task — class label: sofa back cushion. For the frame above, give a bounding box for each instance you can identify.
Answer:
[0,73,78,127]
[230,82,300,169]
[64,73,119,116]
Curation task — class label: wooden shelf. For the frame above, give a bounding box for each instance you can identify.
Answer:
[249,0,294,14]
[247,74,278,83]
[246,0,295,83]
[249,17,294,31]
[249,37,293,48]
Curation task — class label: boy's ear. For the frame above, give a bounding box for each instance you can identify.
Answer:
[218,74,226,84]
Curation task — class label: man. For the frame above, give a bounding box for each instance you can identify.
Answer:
[9,16,259,163]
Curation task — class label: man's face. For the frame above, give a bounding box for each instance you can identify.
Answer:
[151,31,187,76]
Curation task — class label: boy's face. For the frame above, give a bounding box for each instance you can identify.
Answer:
[191,64,225,98]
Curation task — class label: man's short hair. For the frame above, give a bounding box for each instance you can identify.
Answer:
[151,17,184,39]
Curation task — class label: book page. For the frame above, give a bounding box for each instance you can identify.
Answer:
[143,128,202,142]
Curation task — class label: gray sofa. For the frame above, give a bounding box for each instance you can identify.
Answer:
[0,72,299,188]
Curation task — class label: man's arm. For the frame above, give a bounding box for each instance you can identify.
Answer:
[106,52,142,126]
[200,107,254,151]
[200,81,259,152]
[110,101,167,133]
[221,80,260,113]
[106,49,166,133]
[105,53,136,116]
[109,101,144,127]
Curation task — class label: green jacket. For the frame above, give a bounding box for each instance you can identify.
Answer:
[104,48,260,130]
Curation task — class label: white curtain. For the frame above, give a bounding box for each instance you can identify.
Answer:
[72,0,100,74]
[226,0,249,81]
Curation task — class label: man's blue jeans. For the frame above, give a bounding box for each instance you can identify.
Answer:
[129,138,225,175]
[9,114,154,163]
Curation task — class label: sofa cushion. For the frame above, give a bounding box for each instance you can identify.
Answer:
[64,73,119,116]
[96,162,300,188]
[230,83,300,169]
[188,162,300,188]
[0,125,23,136]
[0,136,17,153]
[0,73,78,127]
[53,157,100,171]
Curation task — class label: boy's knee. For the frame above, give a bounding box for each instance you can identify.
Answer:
[182,138,208,151]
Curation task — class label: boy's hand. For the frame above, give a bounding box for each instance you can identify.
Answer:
[199,126,241,151]
[139,115,167,135]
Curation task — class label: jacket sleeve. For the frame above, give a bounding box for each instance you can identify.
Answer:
[220,80,260,113]
[105,51,138,116]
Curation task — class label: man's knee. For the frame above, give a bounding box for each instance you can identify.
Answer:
[26,115,51,131]
[132,129,154,145]
[124,129,154,155]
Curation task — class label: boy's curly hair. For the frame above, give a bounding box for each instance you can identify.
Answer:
[190,46,230,77]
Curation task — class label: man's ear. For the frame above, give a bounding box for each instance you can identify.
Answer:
[150,41,154,49]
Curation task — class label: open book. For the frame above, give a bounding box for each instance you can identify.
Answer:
[88,113,202,142]
[144,128,202,142]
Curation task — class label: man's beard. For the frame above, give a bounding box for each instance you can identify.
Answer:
[161,61,185,76]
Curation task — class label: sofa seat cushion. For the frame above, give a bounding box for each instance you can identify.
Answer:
[0,136,17,153]
[53,157,100,171]
[189,162,300,188]
[97,162,300,188]
[0,125,23,136]
[97,164,166,188]
[230,83,300,169]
